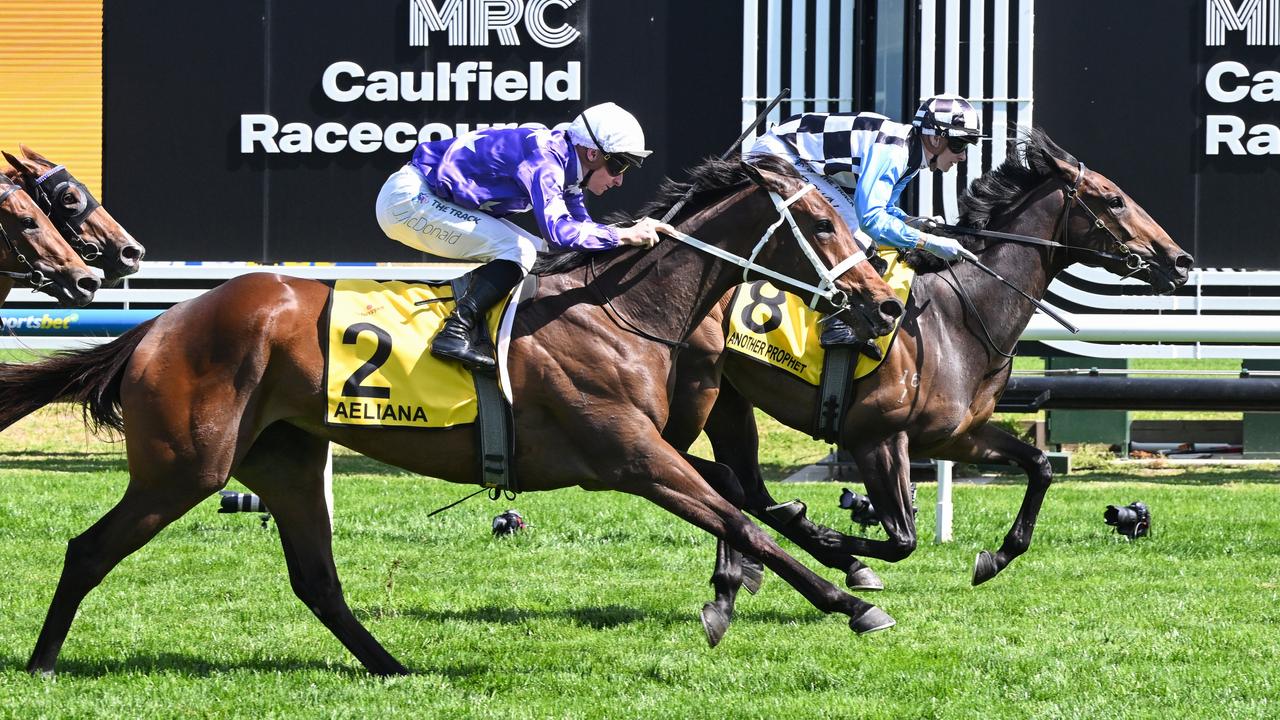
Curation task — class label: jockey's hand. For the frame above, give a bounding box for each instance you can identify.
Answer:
[907,215,946,230]
[917,232,964,261]
[617,217,676,249]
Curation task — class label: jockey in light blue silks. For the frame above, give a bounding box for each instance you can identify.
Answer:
[375,102,673,371]
[746,94,983,351]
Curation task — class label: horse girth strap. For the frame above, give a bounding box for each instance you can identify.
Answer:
[449,273,517,494]
[813,345,856,443]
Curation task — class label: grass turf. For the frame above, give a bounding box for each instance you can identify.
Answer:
[0,409,1277,718]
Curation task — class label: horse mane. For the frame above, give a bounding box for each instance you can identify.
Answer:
[907,126,1077,273]
[957,126,1077,231]
[531,154,802,277]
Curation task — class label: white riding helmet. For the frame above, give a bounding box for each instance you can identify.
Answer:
[912,94,983,139]
[566,102,653,166]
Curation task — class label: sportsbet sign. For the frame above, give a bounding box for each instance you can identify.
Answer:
[241,0,583,155]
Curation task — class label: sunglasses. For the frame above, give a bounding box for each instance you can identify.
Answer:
[946,136,977,154]
[604,153,643,176]
[580,112,643,176]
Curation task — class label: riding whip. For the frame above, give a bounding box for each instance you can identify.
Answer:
[660,87,792,225]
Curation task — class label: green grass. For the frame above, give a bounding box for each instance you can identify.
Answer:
[1,408,1278,718]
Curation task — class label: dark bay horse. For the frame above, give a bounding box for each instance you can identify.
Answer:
[0,156,905,677]
[0,173,101,307]
[662,129,1194,645]
[3,145,145,290]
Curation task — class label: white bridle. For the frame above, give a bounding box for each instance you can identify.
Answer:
[660,182,868,310]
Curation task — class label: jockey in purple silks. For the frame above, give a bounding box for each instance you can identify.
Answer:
[376,102,673,371]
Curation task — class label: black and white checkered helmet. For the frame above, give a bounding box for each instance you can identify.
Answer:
[912,94,982,139]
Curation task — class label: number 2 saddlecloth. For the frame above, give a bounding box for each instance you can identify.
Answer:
[725,249,915,385]
[323,279,510,428]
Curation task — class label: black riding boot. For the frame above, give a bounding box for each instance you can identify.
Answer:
[431,260,524,372]
[820,315,883,361]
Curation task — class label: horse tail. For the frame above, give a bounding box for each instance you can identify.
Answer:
[0,318,155,434]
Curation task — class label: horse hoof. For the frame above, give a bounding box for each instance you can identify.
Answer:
[972,550,1000,586]
[741,556,765,595]
[701,603,731,648]
[849,606,896,634]
[846,566,885,592]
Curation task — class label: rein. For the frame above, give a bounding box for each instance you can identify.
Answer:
[0,185,49,286]
[932,161,1150,276]
[593,181,867,347]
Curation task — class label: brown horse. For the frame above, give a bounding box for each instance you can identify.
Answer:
[0,155,905,677]
[662,129,1194,645]
[0,173,101,307]
[3,145,145,290]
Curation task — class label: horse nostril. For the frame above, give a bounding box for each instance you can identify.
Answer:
[880,298,904,321]
[77,275,101,295]
[122,243,145,262]
[1174,253,1194,270]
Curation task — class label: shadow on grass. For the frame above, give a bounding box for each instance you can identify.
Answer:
[397,603,825,629]
[3,651,364,678]
[0,451,126,474]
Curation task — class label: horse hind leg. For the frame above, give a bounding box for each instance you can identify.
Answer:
[632,446,894,639]
[939,423,1053,586]
[26,478,217,675]
[233,422,408,676]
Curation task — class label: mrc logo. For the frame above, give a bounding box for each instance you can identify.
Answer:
[1206,0,1280,46]
[410,0,582,49]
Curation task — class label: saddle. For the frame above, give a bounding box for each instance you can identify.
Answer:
[322,274,532,493]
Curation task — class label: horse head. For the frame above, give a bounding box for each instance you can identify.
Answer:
[740,157,903,339]
[1024,134,1193,295]
[3,145,145,286]
[0,174,100,307]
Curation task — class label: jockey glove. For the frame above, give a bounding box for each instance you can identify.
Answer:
[918,233,964,261]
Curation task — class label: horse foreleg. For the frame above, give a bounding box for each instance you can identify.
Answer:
[625,443,895,639]
[937,423,1053,586]
[839,433,920,563]
[26,483,213,676]
[704,383,882,590]
[235,423,409,676]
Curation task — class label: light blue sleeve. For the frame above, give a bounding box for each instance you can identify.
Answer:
[852,145,921,250]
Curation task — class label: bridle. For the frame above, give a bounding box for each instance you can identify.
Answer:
[1054,161,1150,278]
[591,176,872,348]
[0,184,50,287]
[664,182,867,311]
[935,161,1151,278]
[21,164,103,262]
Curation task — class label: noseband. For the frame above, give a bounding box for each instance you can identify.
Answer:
[0,185,49,287]
[24,165,102,262]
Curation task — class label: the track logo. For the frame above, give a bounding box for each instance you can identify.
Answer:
[410,0,581,48]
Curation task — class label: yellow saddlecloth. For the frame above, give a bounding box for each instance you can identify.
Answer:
[726,249,915,385]
[324,279,508,428]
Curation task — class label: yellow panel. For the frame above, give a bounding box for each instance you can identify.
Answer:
[0,1,103,198]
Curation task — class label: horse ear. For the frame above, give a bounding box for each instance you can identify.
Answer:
[740,159,787,195]
[19,144,53,167]
[2,150,36,178]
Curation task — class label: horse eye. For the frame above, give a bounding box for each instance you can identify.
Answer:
[815,219,836,236]
[61,192,79,206]
[1108,195,1125,210]
[21,216,37,229]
